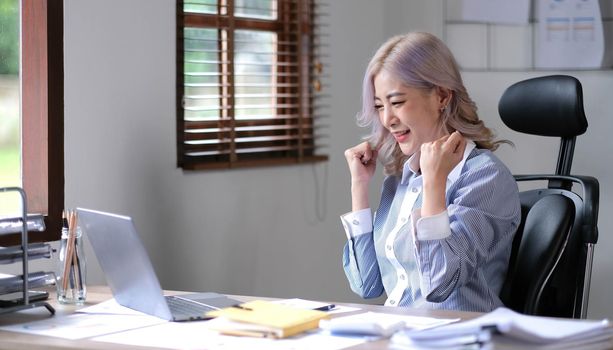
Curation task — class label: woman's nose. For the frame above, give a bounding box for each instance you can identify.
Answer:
[381,107,397,129]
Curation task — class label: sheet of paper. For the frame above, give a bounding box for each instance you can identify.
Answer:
[93,320,366,350]
[0,313,165,340]
[319,311,459,336]
[326,305,360,315]
[272,298,361,314]
[76,298,149,316]
[461,0,530,24]
[391,328,492,349]
[536,0,604,69]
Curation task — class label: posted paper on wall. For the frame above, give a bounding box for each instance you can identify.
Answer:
[461,0,530,24]
[536,0,604,69]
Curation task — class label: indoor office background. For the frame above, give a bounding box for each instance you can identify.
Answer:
[21,0,613,320]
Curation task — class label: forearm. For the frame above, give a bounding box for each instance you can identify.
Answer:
[415,239,463,303]
[342,234,384,299]
[421,176,447,217]
[410,210,461,302]
[351,180,370,211]
[345,141,377,212]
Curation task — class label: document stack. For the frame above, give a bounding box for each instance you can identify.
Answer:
[390,307,613,350]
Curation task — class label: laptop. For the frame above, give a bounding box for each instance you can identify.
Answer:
[77,208,240,322]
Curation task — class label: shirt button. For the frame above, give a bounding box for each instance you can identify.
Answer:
[386,244,392,251]
[400,217,407,223]
[352,219,359,225]
[399,274,406,280]
[390,300,396,305]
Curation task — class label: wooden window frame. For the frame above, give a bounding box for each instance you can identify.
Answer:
[0,0,64,246]
[176,0,327,170]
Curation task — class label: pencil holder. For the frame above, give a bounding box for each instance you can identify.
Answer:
[56,225,87,304]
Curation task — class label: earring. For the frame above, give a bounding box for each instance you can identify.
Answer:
[440,105,447,113]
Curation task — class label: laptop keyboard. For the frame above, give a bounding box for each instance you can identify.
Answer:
[166,296,217,319]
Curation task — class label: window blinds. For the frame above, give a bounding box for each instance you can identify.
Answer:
[177,0,328,169]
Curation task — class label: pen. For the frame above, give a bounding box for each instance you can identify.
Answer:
[314,304,336,311]
[233,304,253,311]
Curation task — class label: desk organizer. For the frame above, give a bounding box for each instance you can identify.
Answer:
[0,187,55,315]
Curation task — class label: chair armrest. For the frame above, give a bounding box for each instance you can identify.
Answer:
[514,174,599,244]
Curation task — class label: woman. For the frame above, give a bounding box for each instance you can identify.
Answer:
[341,32,520,312]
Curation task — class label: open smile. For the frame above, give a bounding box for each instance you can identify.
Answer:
[392,130,410,142]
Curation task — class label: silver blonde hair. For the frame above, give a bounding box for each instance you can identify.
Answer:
[357,32,508,176]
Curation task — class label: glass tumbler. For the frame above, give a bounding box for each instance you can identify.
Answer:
[56,226,87,304]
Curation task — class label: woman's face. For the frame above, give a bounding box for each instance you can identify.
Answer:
[373,70,447,156]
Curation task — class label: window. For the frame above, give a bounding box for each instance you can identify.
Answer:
[0,0,64,245]
[0,0,20,204]
[177,0,328,170]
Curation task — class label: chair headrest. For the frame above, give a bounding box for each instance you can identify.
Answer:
[498,75,587,138]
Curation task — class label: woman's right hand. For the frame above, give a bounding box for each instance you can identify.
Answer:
[344,141,377,186]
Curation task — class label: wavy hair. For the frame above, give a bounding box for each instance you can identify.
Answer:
[357,32,509,176]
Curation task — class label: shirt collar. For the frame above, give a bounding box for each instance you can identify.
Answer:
[400,139,476,185]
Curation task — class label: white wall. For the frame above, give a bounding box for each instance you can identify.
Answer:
[61,0,613,319]
[62,0,386,305]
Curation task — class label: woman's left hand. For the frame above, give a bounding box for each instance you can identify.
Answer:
[419,131,467,217]
[420,131,466,184]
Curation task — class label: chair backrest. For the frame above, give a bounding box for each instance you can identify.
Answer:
[498,75,599,319]
[500,194,574,315]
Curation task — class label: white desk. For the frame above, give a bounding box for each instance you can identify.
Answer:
[0,285,481,350]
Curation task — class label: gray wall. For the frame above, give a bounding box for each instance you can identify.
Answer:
[59,0,613,319]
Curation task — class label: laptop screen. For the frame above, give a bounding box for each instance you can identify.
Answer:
[77,208,173,320]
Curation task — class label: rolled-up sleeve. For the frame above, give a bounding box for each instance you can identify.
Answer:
[412,209,451,241]
[413,163,520,304]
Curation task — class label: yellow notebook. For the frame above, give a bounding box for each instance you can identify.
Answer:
[207,300,330,339]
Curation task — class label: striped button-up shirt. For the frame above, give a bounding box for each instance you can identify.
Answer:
[341,141,521,312]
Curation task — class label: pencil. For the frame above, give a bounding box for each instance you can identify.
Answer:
[69,211,79,291]
[72,231,81,292]
[74,237,84,291]
[61,211,69,291]
[61,211,78,291]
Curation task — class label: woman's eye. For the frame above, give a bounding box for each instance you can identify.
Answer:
[391,101,405,107]
[374,105,384,111]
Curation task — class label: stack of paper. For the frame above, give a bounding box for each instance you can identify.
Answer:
[391,307,613,349]
[207,300,330,339]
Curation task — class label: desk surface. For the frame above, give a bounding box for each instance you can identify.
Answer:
[0,286,481,350]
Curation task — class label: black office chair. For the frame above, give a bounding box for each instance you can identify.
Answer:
[497,75,599,319]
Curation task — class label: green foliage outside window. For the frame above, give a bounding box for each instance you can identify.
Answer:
[0,0,20,214]
[0,0,19,75]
